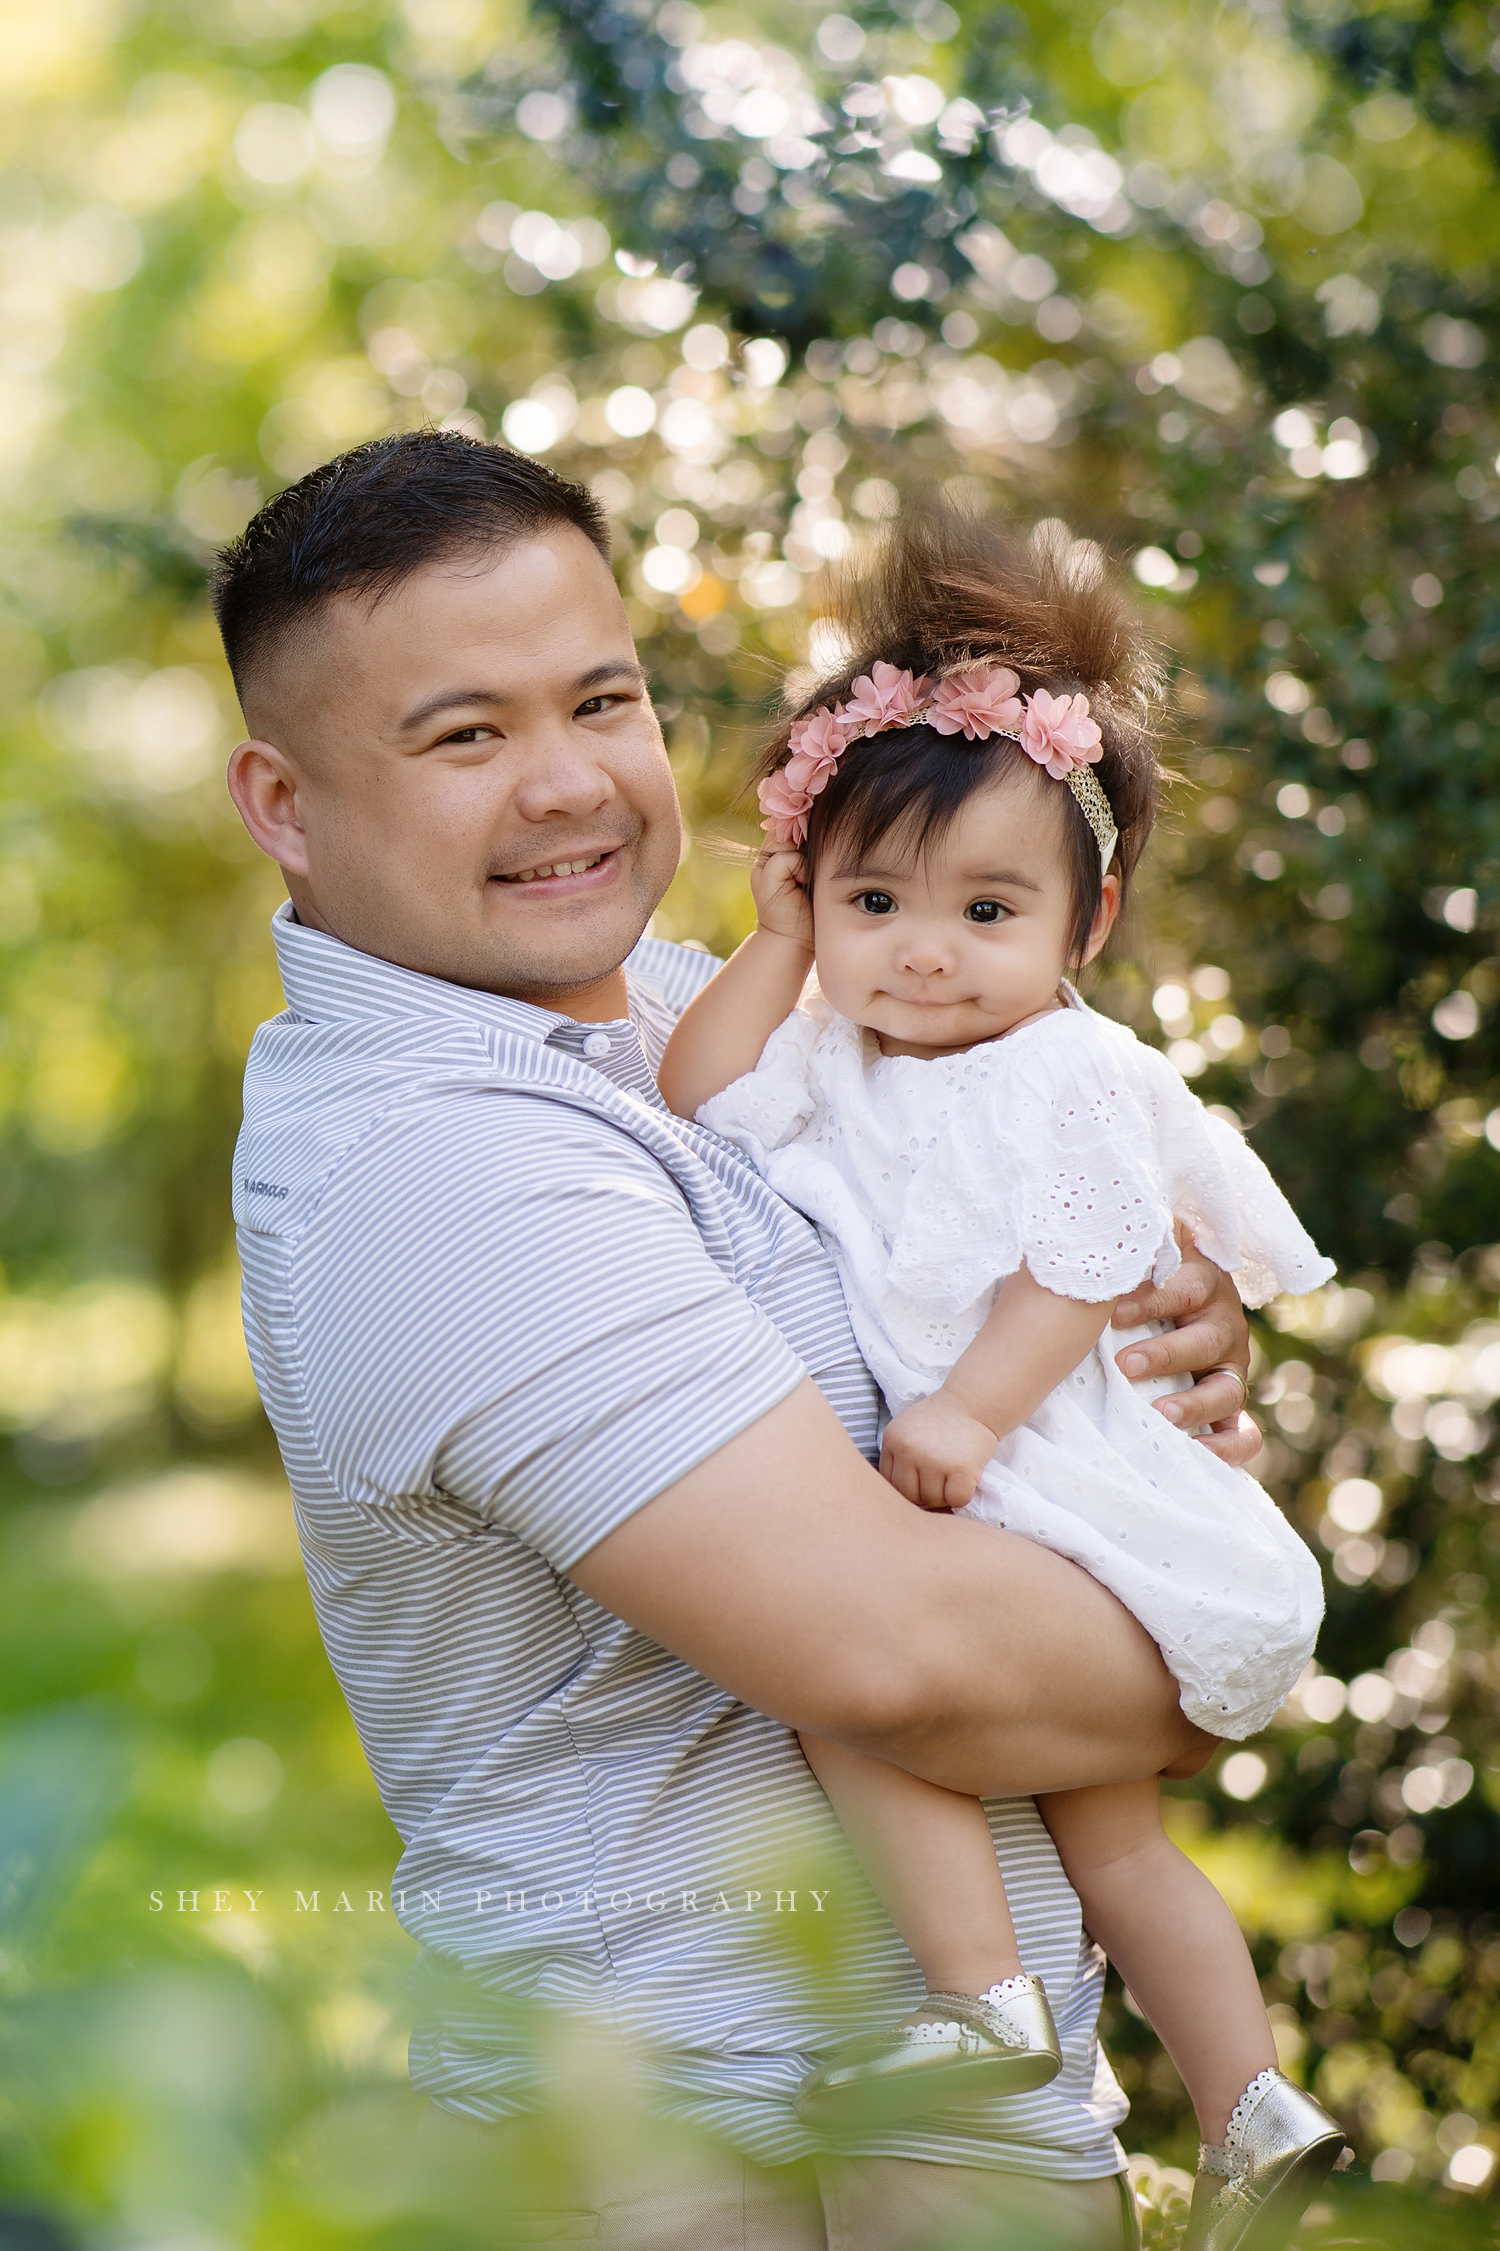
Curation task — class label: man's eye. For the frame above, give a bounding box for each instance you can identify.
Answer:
[966,899,1007,924]
[442,726,493,745]
[857,891,896,915]
[576,693,625,717]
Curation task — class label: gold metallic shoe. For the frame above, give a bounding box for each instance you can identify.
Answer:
[1183,2069,1349,2251]
[794,1974,1062,2130]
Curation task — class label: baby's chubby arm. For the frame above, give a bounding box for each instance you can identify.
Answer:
[657,844,815,1119]
[881,1267,1114,1510]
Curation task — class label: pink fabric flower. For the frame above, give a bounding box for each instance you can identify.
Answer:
[1018,688,1103,779]
[927,665,1023,742]
[843,661,929,734]
[784,702,853,793]
[757,766,813,845]
[761,698,862,841]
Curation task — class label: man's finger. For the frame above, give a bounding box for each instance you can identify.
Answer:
[1115,1304,1244,1384]
[1193,1412,1264,1467]
[1114,1231,1220,1329]
[1114,1266,1213,1331]
[1151,1367,1250,1430]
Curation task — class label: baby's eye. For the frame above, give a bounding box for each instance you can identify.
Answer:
[856,890,897,916]
[965,899,1007,925]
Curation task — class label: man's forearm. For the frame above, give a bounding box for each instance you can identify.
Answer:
[570,1378,1201,1798]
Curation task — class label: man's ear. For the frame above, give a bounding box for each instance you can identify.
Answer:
[227,739,311,878]
[1078,869,1123,967]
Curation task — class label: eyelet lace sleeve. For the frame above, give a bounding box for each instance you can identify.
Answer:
[1106,1026,1335,1307]
[884,1025,1182,1309]
[698,999,826,1163]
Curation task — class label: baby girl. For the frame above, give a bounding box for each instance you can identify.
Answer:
[658,513,1347,2251]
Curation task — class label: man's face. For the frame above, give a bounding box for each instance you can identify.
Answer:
[231,525,683,1010]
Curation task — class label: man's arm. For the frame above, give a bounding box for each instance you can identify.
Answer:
[570,1375,1205,1800]
[300,1096,1243,1797]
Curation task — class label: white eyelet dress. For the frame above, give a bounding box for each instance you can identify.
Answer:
[699,989,1334,1739]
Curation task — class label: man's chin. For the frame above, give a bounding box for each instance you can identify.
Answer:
[471,889,656,1002]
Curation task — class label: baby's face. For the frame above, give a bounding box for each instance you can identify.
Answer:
[810,768,1113,1059]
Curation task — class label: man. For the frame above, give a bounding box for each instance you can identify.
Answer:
[220,430,1259,2249]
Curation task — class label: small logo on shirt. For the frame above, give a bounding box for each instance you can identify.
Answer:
[243,1177,290,1200]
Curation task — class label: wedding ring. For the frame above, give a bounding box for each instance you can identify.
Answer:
[1205,1363,1249,1416]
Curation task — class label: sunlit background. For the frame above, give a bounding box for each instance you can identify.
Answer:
[3,0,1500,2239]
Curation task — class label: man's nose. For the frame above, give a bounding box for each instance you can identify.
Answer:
[511,731,615,824]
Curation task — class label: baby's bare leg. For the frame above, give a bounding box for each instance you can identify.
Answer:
[1040,1776,1276,2141]
[800,1732,1023,1994]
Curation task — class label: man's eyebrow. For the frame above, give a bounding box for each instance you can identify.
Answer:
[398,660,649,734]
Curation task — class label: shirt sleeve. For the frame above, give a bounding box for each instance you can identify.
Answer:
[292,1088,808,1570]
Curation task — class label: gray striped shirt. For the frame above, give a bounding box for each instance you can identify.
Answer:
[235,902,1128,2175]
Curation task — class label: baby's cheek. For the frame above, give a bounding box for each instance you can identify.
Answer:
[811,933,862,1015]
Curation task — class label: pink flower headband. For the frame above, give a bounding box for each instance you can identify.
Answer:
[758,659,1119,873]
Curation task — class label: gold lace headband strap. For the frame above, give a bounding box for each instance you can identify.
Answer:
[1063,761,1119,875]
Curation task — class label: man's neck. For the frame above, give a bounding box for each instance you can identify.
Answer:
[529,967,632,1024]
[284,890,633,1024]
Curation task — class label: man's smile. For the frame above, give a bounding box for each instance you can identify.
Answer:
[486,835,639,899]
[497,847,613,885]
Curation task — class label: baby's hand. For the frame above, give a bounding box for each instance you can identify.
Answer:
[880,1393,1000,1511]
[750,843,814,952]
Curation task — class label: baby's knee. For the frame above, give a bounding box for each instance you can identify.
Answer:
[1040,1785,1170,1881]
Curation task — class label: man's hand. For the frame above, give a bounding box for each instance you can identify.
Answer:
[1112,1228,1259,1465]
[880,1391,999,1511]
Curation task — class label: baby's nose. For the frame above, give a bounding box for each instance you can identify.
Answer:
[901,937,952,974]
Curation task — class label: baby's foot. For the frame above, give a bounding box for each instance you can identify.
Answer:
[794,1974,1062,2130]
[1183,2069,1349,2251]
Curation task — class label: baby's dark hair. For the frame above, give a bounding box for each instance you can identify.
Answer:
[754,512,1168,964]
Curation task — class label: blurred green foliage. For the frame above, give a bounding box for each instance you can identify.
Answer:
[3,0,1500,2239]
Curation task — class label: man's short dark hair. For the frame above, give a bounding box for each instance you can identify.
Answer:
[210,428,612,703]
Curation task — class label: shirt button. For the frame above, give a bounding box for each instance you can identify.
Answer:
[582,1032,612,1059]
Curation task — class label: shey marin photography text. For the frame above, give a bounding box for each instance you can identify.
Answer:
[149,1882,834,1918]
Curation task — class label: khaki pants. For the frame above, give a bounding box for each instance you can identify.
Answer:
[415,2105,1142,2249]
